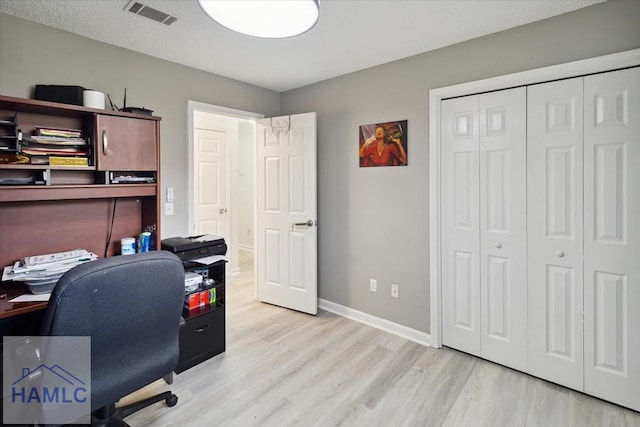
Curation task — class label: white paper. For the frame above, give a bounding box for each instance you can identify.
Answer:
[9,293,51,303]
[191,255,228,265]
[193,234,223,243]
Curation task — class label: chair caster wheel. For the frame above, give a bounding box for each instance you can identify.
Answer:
[166,394,178,407]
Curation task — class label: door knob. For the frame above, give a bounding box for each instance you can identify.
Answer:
[291,219,315,230]
[219,208,228,214]
[555,250,565,258]
[495,242,502,249]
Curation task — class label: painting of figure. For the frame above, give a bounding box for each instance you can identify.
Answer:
[359,120,407,167]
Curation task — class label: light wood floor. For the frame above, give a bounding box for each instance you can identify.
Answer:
[124,250,640,426]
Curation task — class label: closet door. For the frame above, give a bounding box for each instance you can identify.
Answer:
[442,95,481,356]
[479,88,527,370]
[442,88,527,369]
[583,67,640,411]
[527,78,584,390]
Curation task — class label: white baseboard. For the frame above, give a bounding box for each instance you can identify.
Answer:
[318,298,431,347]
[238,244,254,252]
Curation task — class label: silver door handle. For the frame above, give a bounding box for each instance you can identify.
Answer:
[555,250,565,258]
[219,208,228,214]
[495,242,502,249]
[102,130,108,156]
[294,220,314,227]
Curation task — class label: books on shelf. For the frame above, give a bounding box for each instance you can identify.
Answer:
[34,126,82,139]
[21,146,90,156]
[48,156,89,166]
[20,126,90,165]
[26,135,87,145]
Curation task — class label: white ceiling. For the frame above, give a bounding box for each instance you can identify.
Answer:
[0,0,604,92]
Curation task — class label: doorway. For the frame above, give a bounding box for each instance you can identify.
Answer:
[187,101,263,276]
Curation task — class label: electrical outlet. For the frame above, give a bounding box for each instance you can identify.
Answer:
[391,283,399,298]
[370,278,377,292]
[165,202,174,216]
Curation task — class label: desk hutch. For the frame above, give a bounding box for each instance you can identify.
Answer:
[0,95,225,372]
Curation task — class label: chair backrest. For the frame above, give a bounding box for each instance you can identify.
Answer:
[41,251,185,411]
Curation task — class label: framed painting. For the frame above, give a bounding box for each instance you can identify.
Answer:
[359,120,407,167]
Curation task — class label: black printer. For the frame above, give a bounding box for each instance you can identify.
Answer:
[161,234,227,261]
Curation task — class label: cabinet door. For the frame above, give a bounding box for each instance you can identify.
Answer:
[527,78,584,390]
[96,115,157,171]
[584,66,640,412]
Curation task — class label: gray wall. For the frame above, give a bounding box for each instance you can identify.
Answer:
[281,0,640,333]
[0,13,281,239]
[2,2,640,335]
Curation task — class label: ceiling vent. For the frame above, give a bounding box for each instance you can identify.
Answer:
[125,1,177,25]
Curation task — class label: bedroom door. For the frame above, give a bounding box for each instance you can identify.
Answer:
[255,113,318,315]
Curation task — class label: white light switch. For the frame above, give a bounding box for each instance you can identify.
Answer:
[166,187,174,202]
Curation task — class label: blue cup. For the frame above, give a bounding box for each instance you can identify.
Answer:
[137,232,151,253]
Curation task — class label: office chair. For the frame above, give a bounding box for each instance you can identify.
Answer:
[40,251,185,426]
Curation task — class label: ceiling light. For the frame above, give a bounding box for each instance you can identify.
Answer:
[198,0,319,39]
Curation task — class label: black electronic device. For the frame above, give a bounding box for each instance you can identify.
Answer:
[112,88,153,115]
[34,85,86,105]
[121,107,154,115]
[161,235,227,262]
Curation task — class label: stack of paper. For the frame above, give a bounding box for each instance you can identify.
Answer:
[21,126,90,163]
[2,249,98,288]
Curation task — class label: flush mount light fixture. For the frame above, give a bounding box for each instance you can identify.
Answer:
[198,0,319,38]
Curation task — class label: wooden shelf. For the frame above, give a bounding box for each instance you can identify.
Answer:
[0,164,96,171]
[0,183,157,202]
[0,95,161,121]
[0,94,161,271]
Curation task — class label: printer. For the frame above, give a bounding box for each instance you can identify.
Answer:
[161,234,227,262]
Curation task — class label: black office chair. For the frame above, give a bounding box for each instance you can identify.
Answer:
[40,251,185,426]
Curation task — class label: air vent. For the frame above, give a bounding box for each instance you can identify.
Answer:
[125,1,178,26]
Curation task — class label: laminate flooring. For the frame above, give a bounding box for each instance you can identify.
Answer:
[123,250,640,426]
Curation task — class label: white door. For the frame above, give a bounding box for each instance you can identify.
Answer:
[479,88,527,371]
[583,67,640,411]
[441,94,481,356]
[441,88,527,369]
[193,126,229,237]
[256,113,318,315]
[527,78,585,390]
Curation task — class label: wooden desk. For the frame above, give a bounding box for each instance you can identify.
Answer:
[0,282,47,320]
[0,282,47,336]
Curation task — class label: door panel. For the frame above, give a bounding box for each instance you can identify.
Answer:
[194,127,227,237]
[256,113,317,315]
[584,67,640,411]
[527,78,584,389]
[479,88,527,370]
[442,95,481,355]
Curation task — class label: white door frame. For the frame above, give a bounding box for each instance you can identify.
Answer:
[428,48,640,348]
[187,101,264,273]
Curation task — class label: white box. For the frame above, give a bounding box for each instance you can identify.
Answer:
[184,272,203,288]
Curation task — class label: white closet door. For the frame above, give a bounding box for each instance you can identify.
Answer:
[583,67,640,411]
[527,78,585,389]
[442,95,481,355]
[479,88,527,370]
[442,89,527,367]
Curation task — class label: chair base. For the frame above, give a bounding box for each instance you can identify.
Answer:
[91,391,178,427]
